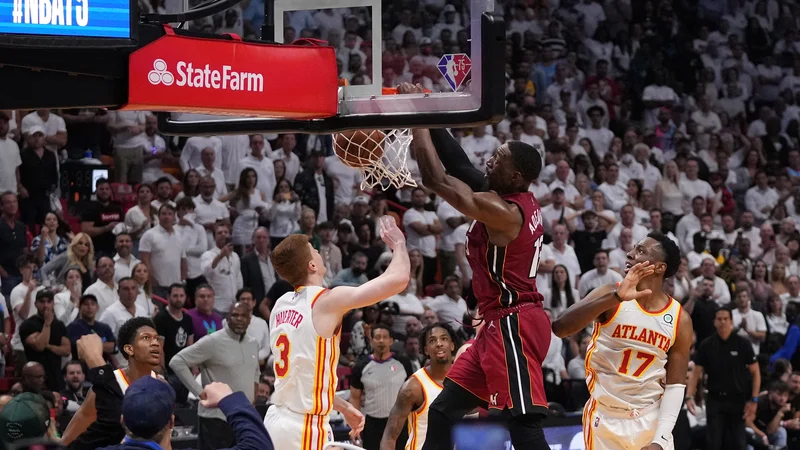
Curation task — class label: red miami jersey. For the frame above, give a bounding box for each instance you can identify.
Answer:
[465,191,544,313]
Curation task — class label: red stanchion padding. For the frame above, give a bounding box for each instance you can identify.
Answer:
[123,25,339,118]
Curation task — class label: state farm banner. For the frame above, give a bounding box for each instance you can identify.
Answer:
[124,26,339,118]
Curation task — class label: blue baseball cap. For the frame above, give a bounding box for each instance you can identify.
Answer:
[122,377,176,439]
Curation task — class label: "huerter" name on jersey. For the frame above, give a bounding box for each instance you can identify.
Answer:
[274,309,304,328]
[610,324,671,352]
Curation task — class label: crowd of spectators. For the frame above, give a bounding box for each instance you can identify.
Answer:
[5,0,800,449]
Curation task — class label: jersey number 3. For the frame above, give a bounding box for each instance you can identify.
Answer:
[617,349,656,377]
[274,333,291,378]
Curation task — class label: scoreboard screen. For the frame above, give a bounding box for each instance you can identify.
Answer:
[0,0,133,43]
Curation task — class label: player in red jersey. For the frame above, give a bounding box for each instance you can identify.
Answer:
[397,83,550,450]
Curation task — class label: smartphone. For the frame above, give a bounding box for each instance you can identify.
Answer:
[225,237,233,246]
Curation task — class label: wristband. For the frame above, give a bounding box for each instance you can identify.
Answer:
[612,289,623,302]
[751,397,759,403]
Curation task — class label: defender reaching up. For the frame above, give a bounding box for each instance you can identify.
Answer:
[552,233,693,450]
[264,215,409,450]
[397,83,551,450]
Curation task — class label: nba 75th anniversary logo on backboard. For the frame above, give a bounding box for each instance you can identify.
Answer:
[437,53,472,92]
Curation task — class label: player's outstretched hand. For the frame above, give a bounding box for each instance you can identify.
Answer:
[396,82,426,95]
[342,403,365,440]
[617,261,655,301]
[199,382,233,409]
[379,215,406,250]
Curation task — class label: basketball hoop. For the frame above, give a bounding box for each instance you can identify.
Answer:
[333,128,418,191]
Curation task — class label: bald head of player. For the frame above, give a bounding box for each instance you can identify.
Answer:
[271,234,327,288]
[485,141,543,195]
[625,231,681,289]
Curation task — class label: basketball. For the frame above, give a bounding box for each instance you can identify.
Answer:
[334,130,386,168]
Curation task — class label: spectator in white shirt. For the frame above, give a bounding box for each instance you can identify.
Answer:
[107,110,147,183]
[731,288,767,355]
[642,73,680,128]
[139,204,188,299]
[175,197,208,304]
[196,147,228,200]
[780,275,800,311]
[578,250,623,298]
[236,288,270,364]
[745,170,780,224]
[179,136,222,174]
[598,163,629,212]
[403,188,443,287]
[113,233,139,283]
[83,256,119,315]
[690,95,723,135]
[602,204,649,249]
[141,115,173,184]
[20,110,67,154]
[567,332,592,381]
[461,126,501,170]
[676,196,706,254]
[236,135,277,202]
[98,277,148,341]
[324,154,362,206]
[219,135,252,189]
[124,184,157,250]
[201,223,244,316]
[541,188,576,236]
[584,106,615,157]
[193,176,231,249]
[437,201,468,279]
[577,82,610,132]
[425,276,469,331]
[609,227,635,274]
[679,159,715,214]
[0,112,21,195]
[9,255,45,366]
[385,283,425,338]
[633,144,662,192]
[548,161,580,201]
[690,257,731,306]
[270,134,301,184]
[548,224,582,288]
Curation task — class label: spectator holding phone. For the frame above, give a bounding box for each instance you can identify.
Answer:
[201,223,243,316]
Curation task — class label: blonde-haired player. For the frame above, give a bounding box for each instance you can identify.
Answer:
[265,215,409,450]
[380,323,459,450]
[552,232,693,450]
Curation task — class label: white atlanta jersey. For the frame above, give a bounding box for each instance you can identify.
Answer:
[585,297,683,410]
[406,367,443,450]
[269,285,341,416]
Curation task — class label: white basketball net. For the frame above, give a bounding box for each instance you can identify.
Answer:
[333,128,418,191]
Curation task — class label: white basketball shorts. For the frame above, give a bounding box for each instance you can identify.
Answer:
[264,404,333,450]
[582,397,674,450]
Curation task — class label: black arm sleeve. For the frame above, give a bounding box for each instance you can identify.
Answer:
[428,129,488,193]
[71,364,126,450]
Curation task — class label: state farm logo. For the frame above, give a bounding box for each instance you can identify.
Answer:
[145,58,264,92]
[148,59,174,86]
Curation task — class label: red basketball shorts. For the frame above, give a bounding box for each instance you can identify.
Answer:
[446,302,551,416]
